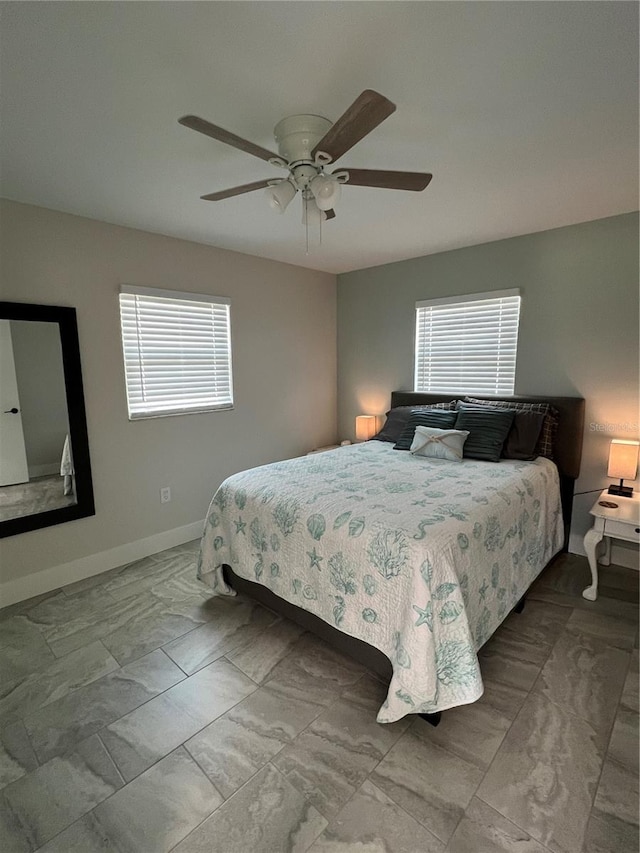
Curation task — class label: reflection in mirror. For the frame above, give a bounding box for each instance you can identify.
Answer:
[0,319,76,520]
[0,302,94,538]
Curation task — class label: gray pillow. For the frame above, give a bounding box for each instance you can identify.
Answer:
[372,402,456,444]
[458,402,544,460]
[394,409,458,450]
[503,411,545,460]
[463,397,558,459]
[454,404,515,462]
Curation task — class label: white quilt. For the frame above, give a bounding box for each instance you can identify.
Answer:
[198,441,563,723]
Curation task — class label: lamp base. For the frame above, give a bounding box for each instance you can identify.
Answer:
[608,483,634,498]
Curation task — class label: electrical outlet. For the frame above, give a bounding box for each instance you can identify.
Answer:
[160,487,171,504]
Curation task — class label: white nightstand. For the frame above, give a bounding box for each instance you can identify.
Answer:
[307,444,341,455]
[583,489,640,600]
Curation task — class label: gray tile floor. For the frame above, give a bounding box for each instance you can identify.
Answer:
[0,475,75,522]
[0,544,637,852]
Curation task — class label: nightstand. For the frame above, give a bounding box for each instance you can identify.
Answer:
[307,444,341,455]
[583,489,640,600]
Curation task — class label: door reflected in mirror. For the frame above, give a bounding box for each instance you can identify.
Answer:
[0,303,94,537]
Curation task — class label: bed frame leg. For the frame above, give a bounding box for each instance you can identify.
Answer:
[418,711,442,727]
[514,595,526,614]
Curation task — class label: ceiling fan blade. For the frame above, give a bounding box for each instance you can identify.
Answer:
[325,209,336,220]
[200,180,273,201]
[312,90,396,162]
[179,115,280,163]
[340,169,433,191]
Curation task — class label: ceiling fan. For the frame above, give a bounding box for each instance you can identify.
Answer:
[178,90,432,227]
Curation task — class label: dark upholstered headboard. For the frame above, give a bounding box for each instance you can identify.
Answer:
[389,392,585,548]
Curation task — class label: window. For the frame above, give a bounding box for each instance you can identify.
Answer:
[414,289,521,395]
[119,286,233,419]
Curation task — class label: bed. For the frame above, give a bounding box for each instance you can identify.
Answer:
[198,392,584,723]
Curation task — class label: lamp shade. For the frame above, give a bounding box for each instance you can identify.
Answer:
[265,180,296,213]
[607,439,639,480]
[310,175,341,211]
[355,415,377,441]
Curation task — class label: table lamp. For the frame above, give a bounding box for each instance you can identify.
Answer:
[607,439,639,497]
[355,415,377,442]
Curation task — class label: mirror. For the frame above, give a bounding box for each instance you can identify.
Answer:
[0,302,95,537]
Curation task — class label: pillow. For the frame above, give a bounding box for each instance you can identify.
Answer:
[410,426,469,461]
[454,404,515,462]
[458,402,545,460]
[373,402,456,444]
[463,397,558,459]
[503,411,545,459]
[393,408,458,450]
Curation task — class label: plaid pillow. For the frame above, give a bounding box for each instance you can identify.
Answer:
[463,397,558,459]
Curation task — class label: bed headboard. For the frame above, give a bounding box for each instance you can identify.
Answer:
[389,391,585,547]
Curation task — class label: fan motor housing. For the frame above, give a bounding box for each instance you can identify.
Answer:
[273,114,332,164]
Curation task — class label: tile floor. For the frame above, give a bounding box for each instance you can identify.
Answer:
[0,475,75,523]
[0,543,637,853]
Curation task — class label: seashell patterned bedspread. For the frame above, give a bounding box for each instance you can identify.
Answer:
[198,441,563,723]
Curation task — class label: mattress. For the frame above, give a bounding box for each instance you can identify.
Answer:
[198,441,563,722]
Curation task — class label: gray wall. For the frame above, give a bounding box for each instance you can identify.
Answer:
[11,320,69,475]
[0,200,337,587]
[337,212,639,553]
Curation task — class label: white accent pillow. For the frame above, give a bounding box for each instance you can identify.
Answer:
[410,426,470,462]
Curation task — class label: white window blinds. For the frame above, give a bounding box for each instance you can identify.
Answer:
[119,286,233,419]
[414,289,521,396]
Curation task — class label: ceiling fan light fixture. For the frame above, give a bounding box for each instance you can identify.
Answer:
[180,91,433,237]
[265,179,296,213]
[310,174,341,211]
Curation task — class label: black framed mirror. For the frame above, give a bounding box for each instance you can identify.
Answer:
[0,301,95,537]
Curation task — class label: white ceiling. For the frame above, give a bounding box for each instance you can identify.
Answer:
[1,2,637,275]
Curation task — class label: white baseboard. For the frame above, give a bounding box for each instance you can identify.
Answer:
[569,532,639,571]
[610,543,640,570]
[4,521,636,610]
[28,463,60,478]
[0,520,205,608]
